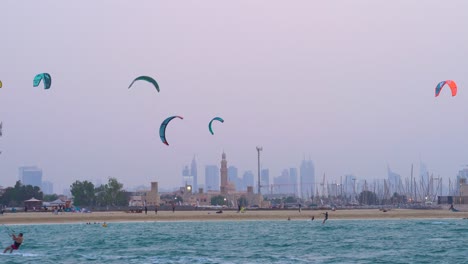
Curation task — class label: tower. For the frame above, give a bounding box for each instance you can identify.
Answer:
[300,159,315,200]
[220,152,228,194]
[191,156,198,191]
[19,166,43,188]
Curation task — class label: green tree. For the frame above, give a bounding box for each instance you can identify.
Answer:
[70,180,95,206]
[0,181,43,206]
[95,178,128,207]
[43,194,59,202]
[211,195,226,206]
[94,184,107,206]
[22,185,43,201]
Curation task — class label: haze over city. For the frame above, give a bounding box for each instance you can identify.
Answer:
[1,1,468,194]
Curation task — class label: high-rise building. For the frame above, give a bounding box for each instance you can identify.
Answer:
[300,159,315,200]
[260,169,270,194]
[191,156,198,191]
[289,168,298,197]
[41,181,54,195]
[242,171,255,191]
[273,169,295,195]
[182,166,190,177]
[387,166,401,194]
[220,152,228,194]
[228,166,238,183]
[455,168,468,195]
[181,165,193,187]
[19,166,42,188]
[205,165,220,191]
[344,174,357,198]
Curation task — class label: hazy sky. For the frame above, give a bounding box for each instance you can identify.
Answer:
[1,1,468,193]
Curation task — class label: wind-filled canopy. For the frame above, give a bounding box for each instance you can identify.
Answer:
[128,76,159,92]
[159,116,183,145]
[208,117,224,135]
[33,73,52,89]
[435,80,457,97]
[0,80,2,88]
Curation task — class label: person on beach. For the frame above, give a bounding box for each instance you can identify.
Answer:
[172,203,176,213]
[322,212,328,224]
[145,206,148,215]
[299,203,302,213]
[311,216,315,221]
[3,233,23,253]
[155,206,158,215]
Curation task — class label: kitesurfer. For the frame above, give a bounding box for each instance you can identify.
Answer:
[322,212,328,224]
[3,233,23,253]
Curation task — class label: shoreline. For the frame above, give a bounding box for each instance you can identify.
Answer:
[1,209,467,225]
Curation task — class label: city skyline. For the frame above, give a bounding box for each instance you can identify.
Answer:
[4,154,467,197]
[1,1,468,194]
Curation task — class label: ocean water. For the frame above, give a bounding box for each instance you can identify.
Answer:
[0,219,467,264]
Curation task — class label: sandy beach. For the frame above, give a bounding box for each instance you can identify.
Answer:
[0,209,467,225]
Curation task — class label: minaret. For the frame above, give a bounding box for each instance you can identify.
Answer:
[220,152,228,194]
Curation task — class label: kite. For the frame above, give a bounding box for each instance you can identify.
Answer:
[33,73,52,89]
[435,80,457,97]
[208,117,224,135]
[0,80,2,88]
[128,76,159,92]
[159,116,183,145]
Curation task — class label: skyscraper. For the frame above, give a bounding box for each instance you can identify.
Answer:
[300,159,315,200]
[387,166,401,194]
[41,181,54,195]
[242,171,255,192]
[228,166,238,183]
[19,166,42,188]
[455,168,468,195]
[181,165,193,189]
[344,174,356,198]
[289,168,298,197]
[182,166,190,177]
[260,169,270,194]
[220,152,228,194]
[273,169,295,195]
[205,165,220,191]
[191,156,198,191]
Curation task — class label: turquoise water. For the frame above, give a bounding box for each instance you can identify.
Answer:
[1,219,467,263]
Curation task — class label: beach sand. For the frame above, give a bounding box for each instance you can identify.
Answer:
[1,209,467,225]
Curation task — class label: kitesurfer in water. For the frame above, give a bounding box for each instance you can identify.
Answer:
[3,233,23,253]
[322,212,328,224]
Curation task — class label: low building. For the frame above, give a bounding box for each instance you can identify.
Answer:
[24,197,42,211]
[145,182,160,206]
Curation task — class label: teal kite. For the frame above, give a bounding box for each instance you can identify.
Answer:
[159,116,183,145]
[128,76,159,92]
[33,73,52,89]
[208,117,224,135]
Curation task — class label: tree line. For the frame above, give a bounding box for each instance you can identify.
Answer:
[70,177,127,207]
[0,181,44,207]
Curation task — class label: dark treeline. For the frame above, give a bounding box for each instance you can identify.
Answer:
[70,177,127,207]
[0,181,43,206]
